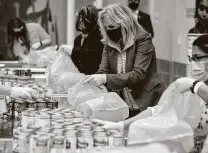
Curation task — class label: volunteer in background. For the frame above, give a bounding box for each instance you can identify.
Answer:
[0,85,37,99]
[83,4,165,118]
[92,77,208,132]
[189,0,208,33]
[7,18,52,60]
[128,0,154,37]
[189,34,208,80]
[71,5,103,75]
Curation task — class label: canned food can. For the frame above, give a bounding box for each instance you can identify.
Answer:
[34,136,50,153]
[51,136,65,149]
[38,113,51,127]
[94,132,108,147]
[65,132,77,151]
[113,132,123,146]
[77,132,93,149]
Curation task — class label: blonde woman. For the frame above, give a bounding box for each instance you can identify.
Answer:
[83,3,165,117]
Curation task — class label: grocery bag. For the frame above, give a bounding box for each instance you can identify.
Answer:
[77,92,129,122]
[52,72,85,93]
[67,83,107,109]
[20,46,57,67]
[48,46,79,88]
[128,82,201,153]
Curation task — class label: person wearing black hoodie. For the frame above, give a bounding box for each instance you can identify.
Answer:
[71,5,104,75]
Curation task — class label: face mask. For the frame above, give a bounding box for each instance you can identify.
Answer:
[191,60,208,81]
[106,27,122,42]
[128,2,139,11]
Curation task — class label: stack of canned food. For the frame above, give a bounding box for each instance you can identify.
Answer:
[0,74,35,87]
[13,108,124,153]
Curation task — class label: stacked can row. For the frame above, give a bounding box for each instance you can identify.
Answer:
[0,74,34,87]
[13,108,124,153]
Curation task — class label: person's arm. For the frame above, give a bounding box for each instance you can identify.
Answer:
[31,24,52,49]
[195,82,208,102]
[123,108,152,129]
[96,45,110,74]
[105,34,154,90]
[92,107,153,132]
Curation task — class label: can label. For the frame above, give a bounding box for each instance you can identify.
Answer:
[94,137,108,147]
[65,137,77,151]
[78,137,93,149]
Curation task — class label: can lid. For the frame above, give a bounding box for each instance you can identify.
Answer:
[26,100,36,103]
[94,127,105,132]
[113,132,123,137]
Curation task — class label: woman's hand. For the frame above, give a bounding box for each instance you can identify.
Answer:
[92,119,124,132]
[83,74,106,86]
[11,87,39,99]
[175,77,196,93]
[59,44,73,55]
[31,42,41,50]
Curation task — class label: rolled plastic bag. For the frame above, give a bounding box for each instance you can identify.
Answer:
[53,72,85,93]
[77,92,129,122]
[128,82,201,153]
[68,83,107,109]
[20,46,57,67]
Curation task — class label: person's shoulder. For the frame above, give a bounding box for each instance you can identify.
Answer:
[189,27,195,33]
[139,11,150,19]
[136,25,152,40]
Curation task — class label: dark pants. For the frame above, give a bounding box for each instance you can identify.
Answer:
[127,109,141,118]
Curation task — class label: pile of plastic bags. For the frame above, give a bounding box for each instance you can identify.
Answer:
[128,82,202,153]
[20,46,58,67]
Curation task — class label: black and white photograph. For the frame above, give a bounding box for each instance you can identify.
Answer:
[0,0,208,153]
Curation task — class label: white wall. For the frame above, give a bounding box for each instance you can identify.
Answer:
[50,0,67,45]
[150,0,174,61]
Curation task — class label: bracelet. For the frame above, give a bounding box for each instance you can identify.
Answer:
[190,80,200,93]
[40,41,43,46]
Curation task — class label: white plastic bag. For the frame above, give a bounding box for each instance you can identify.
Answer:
[20,46,57,67]
[68,83,107,109]
[128,82,201,152]
[77,92,129,122]
[53,72,85,93]
[48,48,79,88]
[202,136,208,153]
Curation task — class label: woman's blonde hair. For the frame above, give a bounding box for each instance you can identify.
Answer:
[98,3,145,46]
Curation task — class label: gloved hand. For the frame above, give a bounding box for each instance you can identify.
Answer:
[31,42,41,50]
[83,74,106,86]
[59,44,73,55]
[175,77,196,93]
[11,87,39,99]
[92,119,124,133]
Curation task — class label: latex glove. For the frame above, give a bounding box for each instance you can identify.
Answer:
[92,119,124,133]
[59,44,73,55]
[83,74,106,86]
[11,87,39,99]
[31,42,41,50]
[175,77,196,93]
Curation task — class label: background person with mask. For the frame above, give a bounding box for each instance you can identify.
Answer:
[71,5,103,75]
[128,0,154,37]
[83,4,165,118]
[7,18,52,61]
[188,34,208,81]
[189,0,208,33]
